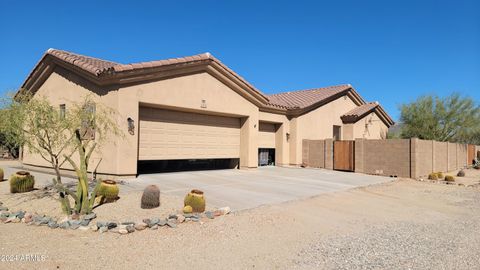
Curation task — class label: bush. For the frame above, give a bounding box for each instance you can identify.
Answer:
[436,172,444,179]
[0,167,4,181]
[428,173,438,180]
[444,175,455,182]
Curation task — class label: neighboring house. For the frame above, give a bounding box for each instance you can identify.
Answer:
[19,49,394,177]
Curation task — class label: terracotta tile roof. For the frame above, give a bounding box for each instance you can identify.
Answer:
[46,49,119,76]
[42,49,266,100]
[266,84,353,109]
[341,102,379,123]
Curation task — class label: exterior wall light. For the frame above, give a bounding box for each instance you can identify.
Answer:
[286,132,290,141]
[127,117,135,135]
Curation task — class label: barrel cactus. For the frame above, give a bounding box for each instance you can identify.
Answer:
[444,175,455,182]
[184,189,206,213]
[183,205,193,214]
[141,185,160,209]
[97,180,119,201]
[10,171,35,193]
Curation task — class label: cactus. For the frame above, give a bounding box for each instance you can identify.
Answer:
[97,180,119,201]
[183,205,193,214]
[0,167,4,181]
[436,172,444,179]
[428,173,438,180]
[141,185,160,209]
[457,170,465,177]
[444,175,455,182]
[9,171,35,193]
[184,189,206,213]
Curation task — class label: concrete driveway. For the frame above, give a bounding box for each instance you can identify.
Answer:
[131,167,392,211]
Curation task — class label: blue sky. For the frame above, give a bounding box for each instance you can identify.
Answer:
[1,0,479,120]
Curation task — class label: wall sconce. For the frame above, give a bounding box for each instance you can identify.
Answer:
[286,132,290,141]
[127,117,135,135]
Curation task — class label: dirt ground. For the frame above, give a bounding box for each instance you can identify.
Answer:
[1,173,479,269]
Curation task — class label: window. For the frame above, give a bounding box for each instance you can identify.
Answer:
[59,104,66,119]
[333,125,341,141]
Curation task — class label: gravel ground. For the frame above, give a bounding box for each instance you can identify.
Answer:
[294,219,480,270]
[1,175,479,269]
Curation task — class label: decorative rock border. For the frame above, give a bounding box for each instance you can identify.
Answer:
[416,178,480,188]
[0,201,231,235]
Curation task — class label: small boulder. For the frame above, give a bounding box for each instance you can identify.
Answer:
[134,222,148,231]
[205,211,214,219]
[457,170,465,177]
[99,226,108,233]
[83,213,97,220]
[166,221,177,228]
[48,221,58,229]
[126,225,135,233]
[158,218,167,226]
[150,224,158,230]
[177,215,185,223]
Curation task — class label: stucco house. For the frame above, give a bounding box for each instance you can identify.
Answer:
[19,49,394,177]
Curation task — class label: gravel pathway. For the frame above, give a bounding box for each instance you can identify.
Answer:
[294,219,480,270]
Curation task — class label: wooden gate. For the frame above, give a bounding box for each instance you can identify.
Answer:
[468,145,476,165]
[334,140,355,171]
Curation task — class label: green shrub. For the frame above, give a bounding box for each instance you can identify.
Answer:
[444,175,455,182]
[428,173,438,180]
[436,172,444,179]
[0,167,4,181]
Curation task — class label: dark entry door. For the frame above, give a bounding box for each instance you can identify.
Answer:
[334,140,355,171]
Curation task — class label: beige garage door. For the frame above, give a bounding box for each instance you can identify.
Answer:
[139,107,241,160]
[258,122,276,148]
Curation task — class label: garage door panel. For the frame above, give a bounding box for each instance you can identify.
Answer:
[139,107,240,160]
[258,122,276,148]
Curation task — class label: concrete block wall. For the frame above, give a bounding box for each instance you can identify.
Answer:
[433,141,448,172]
[360,139,411,177]
[302,139,325,168]
[324,139,334,170]
[303,138,472,179]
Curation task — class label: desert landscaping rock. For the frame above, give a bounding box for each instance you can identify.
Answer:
[177,215,185,223]
[150,224,158,230]
[205,211,214,219]
[99,226,108,233]
[80,219,90,226]
[0,206,8,211]
[59,221,70,229]
[158,218,167,226]
[135,222,148,231]
[47,221,58,229]
[83,213,96,220]
[126,225,135,233]
[107,222,117,229]
[166,220,177,228]
[96,221,107,228]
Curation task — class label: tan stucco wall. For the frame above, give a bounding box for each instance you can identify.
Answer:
[289,95,358,165]
[22,66,121,175]
[343,112,388,140]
